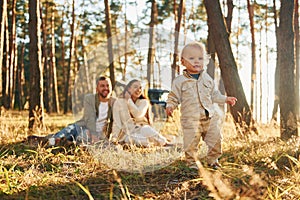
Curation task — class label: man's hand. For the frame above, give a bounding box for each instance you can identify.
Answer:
[226,97,237,106]
[86,130,100,144]
[166,107,174,117]
[90,134,100,143]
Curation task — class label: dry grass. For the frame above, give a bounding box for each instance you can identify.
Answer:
[0,109,299,199]
[88,142,183,173]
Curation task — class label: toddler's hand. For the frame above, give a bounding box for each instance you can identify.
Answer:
[166,107,174,116]
[226,97,237,106]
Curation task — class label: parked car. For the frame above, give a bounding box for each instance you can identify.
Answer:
[148,89,169,120]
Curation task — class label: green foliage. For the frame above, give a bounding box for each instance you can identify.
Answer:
[156,0,173,24]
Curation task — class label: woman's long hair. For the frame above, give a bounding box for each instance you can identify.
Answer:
[122,79,152,124]
[121,79,146,99]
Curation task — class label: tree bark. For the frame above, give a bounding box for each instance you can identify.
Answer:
[171,0,185,81]
[8,0,17,109]
[63,0,75,114]
[206,16,216,80]
[259,24,263,122]
[207,0,233,86]
[225,0,234,34]
[28,0,44,129]
[15,42,25,110]
[278,0,298,140]
[60,6,65,108]
[272,0,279,121]
[264,3,270,122]
[247,0,257,116]
[204,0,253,127]
[41,1,50,113]
[147,0,157,88]
[123,9,128,81]
[294,0,299,120]
[50,6,60,113]
[104,0,115,88]
[82,36,91,92]
[2,5,10,109]
[0,0,7,108]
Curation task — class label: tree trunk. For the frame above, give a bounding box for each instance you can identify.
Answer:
[225,0,233,34]
[147,0,157,88]
[0,0,7,107]
[28,0,44,129]
[2,8,10,109]
[294,0,299,120]
[63,0,75,114]
[60,6,65,109]
[247,0,257,117]
[204,0,253,128]
[272,66,280,120]
[182,2,187,44]
[259,24,263,122]
[50,7,60,113]
[206,24,216,79]
[114,23,123,81]
[123,1,128,81]
[272,0,279,121]
[222,0,233,96]
[82,37,91,92]
[15,42,25,110]
[41,2,50,113]
[265,3,270,122]
[278,0,298,140]
[207,0,233,116]
[73,35,79,73]
[207,0,233,85]
[8,0,17,109]
[171,0,185,81]
[104,0,115,88]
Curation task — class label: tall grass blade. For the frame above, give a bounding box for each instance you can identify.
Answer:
[75,181,94,200]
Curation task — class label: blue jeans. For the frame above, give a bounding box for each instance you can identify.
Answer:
[53,124,90,144]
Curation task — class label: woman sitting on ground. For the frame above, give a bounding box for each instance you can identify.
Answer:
[109,79,169,147]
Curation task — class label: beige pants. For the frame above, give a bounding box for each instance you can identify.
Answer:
[181,114,222,165]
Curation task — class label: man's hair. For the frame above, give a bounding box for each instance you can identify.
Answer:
[96,76,110,85]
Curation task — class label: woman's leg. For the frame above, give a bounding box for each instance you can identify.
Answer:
[126,125,167,147]
[140,125,167,145]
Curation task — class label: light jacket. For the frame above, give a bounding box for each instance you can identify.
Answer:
[166,69,226,119]
[76,93,116,138]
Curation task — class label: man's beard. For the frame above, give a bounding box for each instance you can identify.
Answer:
[99,90,110,98]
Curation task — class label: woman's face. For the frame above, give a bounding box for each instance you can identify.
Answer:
[128,81,142,99]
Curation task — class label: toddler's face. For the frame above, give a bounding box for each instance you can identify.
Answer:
[181,46,204,74]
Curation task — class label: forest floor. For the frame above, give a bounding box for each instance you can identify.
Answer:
[0,109,299,199]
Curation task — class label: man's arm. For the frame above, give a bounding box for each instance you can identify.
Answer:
[83,94,99,143]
